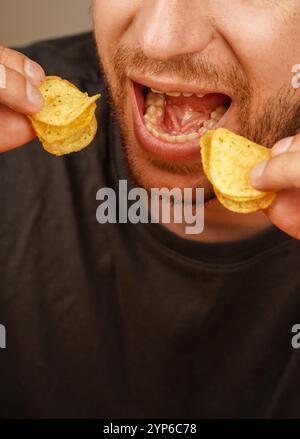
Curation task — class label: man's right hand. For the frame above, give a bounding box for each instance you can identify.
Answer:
[0,46,45,152]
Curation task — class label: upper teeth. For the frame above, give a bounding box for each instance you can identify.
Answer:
[151,88,206,98]
[164,91,181,97]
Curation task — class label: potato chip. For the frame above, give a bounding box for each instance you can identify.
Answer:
[215,189,276,214]
[29,103,96,143]
[33,76,100,125]
[42,116,98,156]
[206,129,271,199]
[200,130,213,180]
[200,128,276,214]
[28,76,101,156]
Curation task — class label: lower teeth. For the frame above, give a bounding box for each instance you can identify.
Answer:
[145,122,207,143]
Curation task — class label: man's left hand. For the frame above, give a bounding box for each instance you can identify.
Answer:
[251,134,300,239]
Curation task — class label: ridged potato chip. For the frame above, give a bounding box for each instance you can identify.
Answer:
[201,128,276,213]
[42,116,98,156]
[215,189,276,214]
[200,130,213,180]
[207,129,271,199]
[29,103,96,143]
[28,76,101,156]
[33,76,100,125]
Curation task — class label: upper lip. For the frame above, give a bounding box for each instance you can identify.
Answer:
[128,73,233,99]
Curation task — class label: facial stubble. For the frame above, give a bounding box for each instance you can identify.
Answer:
[97,41,300,201]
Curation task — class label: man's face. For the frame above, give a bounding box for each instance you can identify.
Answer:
[93,0,300,200]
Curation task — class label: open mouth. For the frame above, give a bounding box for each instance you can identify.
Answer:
[132,80,232,160]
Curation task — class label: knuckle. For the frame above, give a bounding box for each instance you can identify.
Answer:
[0,45,8,64]
[275,153,300,188]
[294,133,300,142]
[281,156,295,186]
[266,155,290,185]
[280,155,290,176]
[21,54,28,71]
[291,133,300,151]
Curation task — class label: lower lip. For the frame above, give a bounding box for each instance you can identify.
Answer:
[131,82,230,161]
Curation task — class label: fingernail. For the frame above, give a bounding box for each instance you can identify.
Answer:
[24,58,44,84]
[0,64,6,89]
[272,137,294,156]
[251,160,268,182]
[26,81,44,108]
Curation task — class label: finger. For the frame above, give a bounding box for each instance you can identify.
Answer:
[0,45,45,87]
[0,63,44,115]
[0,104,36,152]
[265,188,300,240]
[271,133,300,156]
[251,151,300,192]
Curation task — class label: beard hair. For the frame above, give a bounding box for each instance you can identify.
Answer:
[241,85,300,147]
[96,40,300,202]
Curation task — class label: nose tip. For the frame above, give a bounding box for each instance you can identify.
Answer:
[134,1,214,61]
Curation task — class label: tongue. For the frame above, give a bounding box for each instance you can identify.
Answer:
[166,93,229,112]
[162,93,229,135]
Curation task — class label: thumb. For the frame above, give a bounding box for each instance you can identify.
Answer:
[265,188,300,240]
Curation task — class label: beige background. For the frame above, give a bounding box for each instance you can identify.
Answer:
[0,0,92,47]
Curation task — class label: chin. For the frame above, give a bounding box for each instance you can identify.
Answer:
[124,132,213,199]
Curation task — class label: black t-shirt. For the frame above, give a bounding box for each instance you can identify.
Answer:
[1,32,300,419]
